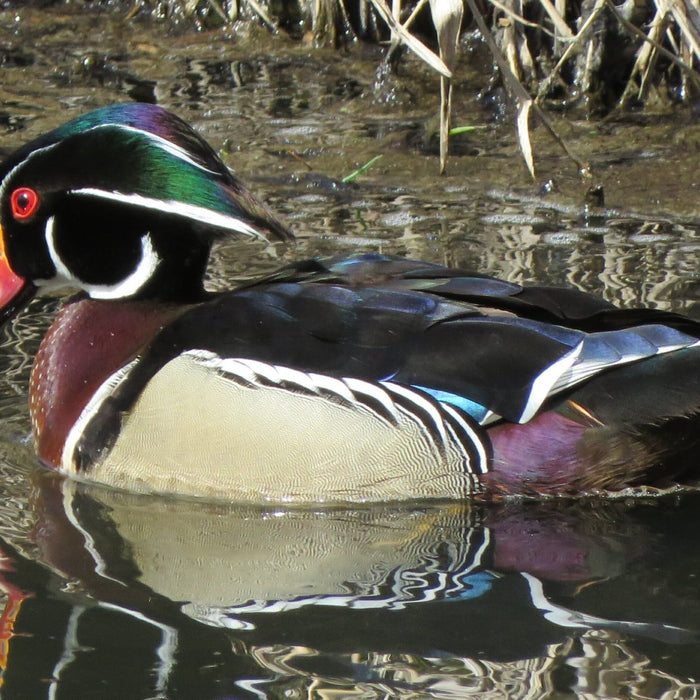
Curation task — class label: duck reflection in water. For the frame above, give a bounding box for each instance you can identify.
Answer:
[0,472,697,697]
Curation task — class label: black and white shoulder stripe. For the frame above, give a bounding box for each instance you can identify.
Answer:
[62,349,491,482]
[189,350,491,479]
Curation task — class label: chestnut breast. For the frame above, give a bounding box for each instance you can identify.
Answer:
[29,297,184,467]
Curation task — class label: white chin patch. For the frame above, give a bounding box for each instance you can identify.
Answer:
[38,215,160,300]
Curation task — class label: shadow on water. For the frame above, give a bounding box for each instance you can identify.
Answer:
[0,474,699,697]
[1,3,700,697]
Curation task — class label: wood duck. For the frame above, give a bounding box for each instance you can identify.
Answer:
[0,103,699,502]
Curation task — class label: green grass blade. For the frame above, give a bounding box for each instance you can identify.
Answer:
[342,155,383,183]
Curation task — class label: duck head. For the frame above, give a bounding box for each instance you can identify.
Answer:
[0,103,293,316]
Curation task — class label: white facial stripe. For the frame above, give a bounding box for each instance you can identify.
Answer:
[85,233,161,299]
[69,188,265,240]
[97,123,218,174]
[39,215,161,299]
[42,215,72,285]
[1,120,232,251]
[0,123,215,202]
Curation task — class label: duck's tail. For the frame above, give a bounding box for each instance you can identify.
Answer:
[484,347,700,497]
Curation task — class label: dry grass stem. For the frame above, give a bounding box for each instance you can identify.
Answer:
[245,0,276,30]
[488,0,557,38]
[403,0,430,30]
[430,0,464,173]
[535,0,607,102]
[533,0,572,40]
[467,0,588,177]
[607,0,700,104]
[369,0,453,77]
[128,0,700,174]
[516,99,536,179]
[207,0,233,22]
[666,0,700,63]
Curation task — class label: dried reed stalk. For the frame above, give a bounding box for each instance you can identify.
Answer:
[131,0,700,174]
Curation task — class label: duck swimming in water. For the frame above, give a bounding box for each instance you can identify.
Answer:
[0,103,698,502]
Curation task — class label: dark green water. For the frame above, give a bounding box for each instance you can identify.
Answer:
[0,4,699,697]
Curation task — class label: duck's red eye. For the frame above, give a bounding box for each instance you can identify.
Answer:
[10,187,40,221]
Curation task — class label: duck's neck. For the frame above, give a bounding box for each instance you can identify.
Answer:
[30,296,185,468]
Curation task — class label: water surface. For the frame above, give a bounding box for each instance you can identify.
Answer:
[0,4,699,697]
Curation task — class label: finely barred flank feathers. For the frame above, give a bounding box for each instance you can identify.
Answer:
[193,351,491,479]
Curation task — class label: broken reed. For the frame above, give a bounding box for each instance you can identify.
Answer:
[130,0,699,174]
